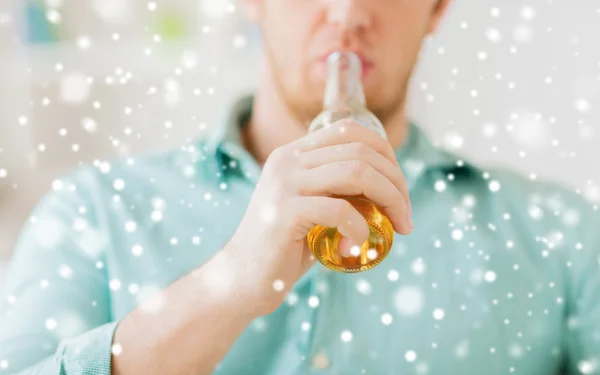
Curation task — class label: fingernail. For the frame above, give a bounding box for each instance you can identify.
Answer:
[406,209,414,231]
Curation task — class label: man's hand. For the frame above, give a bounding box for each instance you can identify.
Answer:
[225,119,413,317]
[111,119,412,375]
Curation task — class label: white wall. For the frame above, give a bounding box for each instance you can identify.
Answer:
[1,0,599,266]
[408,0,600,196]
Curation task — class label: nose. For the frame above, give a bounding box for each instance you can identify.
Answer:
[325,0,372,32]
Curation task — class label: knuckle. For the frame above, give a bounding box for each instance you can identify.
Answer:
[346,159,368,178]
[270,145,287,160]
[267,146,291,170]
[332,199,353,218]
[349,142,369,158]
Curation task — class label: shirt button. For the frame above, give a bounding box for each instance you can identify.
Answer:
[312,352,330,369]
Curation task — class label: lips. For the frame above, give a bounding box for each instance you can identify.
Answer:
[315,50,375,80]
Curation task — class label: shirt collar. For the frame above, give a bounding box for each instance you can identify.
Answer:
[204,94,472,188]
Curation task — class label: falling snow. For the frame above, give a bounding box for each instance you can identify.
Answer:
[0,2,599,374]
[380,313,393,326]
[356,279,372,295]
[484,271,497,283]
[405,351,417,363]
[272,279,285,292]
[340,330,353,342]
[308,296,320,308]
[60,72,91,104]
[394,286,425,316]
[411,258,426,275]
[45,318,57,331]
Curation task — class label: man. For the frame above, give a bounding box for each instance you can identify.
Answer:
[0,0,598,374]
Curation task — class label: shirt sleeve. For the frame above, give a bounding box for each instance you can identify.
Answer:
[564,205,600,374]
[0,170,116,374]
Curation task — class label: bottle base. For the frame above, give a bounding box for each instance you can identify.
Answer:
[307,196,394,273]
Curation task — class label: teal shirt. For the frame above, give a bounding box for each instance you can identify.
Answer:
[1,96,600,375]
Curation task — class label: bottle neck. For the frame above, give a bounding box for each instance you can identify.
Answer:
[323,51,366,110]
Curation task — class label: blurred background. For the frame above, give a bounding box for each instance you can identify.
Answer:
[0,1,599,282]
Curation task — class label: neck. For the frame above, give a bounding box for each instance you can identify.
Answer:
[243,69,307,167]
[243,68,409,166]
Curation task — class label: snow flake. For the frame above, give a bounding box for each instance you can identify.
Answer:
[405,350,417,363]
[411,258,426,275]
[356,279,372,295]
[452,229,464,240]
[124,221,137,232]
[58,264,73,279]
[340,330,353,342]
[110,279,121,291]
[128,284,140,295]
[529,205,544,220]
[470,268,484,284]
[301,322,311,332]
[131,244,143,257]
[60,72,90,104]
[484,271,497,283]
[45,318,57,331]
[253,317,266,332]
[272,279,285,292]
[34,217,65,248]
[435,180,447,192]
[233,34,247,48]
[433,308,445,320]
[562,209,580,227]
[366,249,378,260]
[111,343,123,356]
[575,98,591,113]
[462,195,476,208]
[443,130,464,150]
[486,28,502,43]
[489,180,501,192]
[416,362,429,374]
[287,292,298,305]
[381,313,393,325]
[578,359,599,374]
[113,179,125,191]
[520,6,536,20]
[76,35,91,50]
[394,286,424,316]
[200,0,232,18]
[151,210,163,222]
[92,0,131,23]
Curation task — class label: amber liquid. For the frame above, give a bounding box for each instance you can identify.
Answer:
[307,195,394,273]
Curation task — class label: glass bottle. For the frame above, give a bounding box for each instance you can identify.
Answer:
[306,51,394,273]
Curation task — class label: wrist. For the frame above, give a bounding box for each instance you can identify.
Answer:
[193,248,262,321]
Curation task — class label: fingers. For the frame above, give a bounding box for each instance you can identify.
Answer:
[299,141,410,212]
[297,161,412,234]
[286,196,370,246]
[294,119,400,168]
